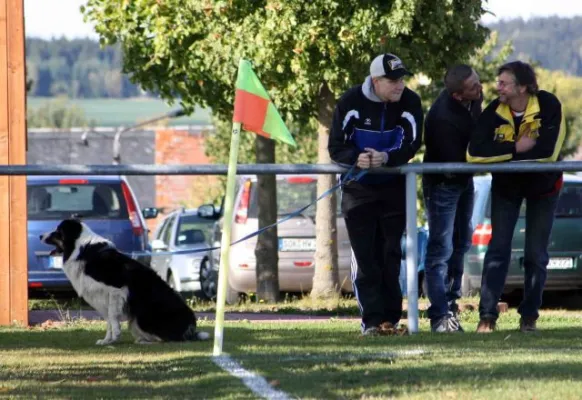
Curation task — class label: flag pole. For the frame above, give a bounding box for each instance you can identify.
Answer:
[213,121,241,356]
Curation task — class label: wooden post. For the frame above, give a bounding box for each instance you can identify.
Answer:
[0,0,27,326]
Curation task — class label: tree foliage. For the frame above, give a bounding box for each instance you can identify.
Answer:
[83,0,488,121]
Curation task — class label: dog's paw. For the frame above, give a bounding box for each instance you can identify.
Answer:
[96,339,115,345]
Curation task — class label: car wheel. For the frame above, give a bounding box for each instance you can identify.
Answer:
[196,259,217,300]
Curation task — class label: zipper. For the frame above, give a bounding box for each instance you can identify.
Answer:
[381,103,386,136]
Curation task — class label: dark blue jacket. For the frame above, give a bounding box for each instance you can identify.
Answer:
[328,76,423,212]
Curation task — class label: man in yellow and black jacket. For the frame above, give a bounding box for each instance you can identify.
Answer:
[467,61,565,334]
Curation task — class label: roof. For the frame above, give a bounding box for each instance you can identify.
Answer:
[26,175,125,183]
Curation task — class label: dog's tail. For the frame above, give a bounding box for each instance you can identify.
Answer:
[183,324,210,341]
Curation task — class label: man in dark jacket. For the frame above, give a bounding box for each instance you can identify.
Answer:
[328,53,423,336]
[423,64,482,333]
[467,61,565,333]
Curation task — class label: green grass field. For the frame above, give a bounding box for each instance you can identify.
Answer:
[27,96,213,128]
[2,303,582,399]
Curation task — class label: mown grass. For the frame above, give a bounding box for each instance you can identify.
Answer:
[3,307,582,399]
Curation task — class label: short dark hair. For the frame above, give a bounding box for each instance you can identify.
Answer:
[498,61,538,95]
[444,64,473,95]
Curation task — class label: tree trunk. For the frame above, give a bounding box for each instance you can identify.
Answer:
[311,82,340,299]
[254,135,280,303]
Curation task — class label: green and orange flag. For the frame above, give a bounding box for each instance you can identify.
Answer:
[233,59,296,147]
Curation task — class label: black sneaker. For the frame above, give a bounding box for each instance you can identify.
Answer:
[431,315,463,333]
[362,326,380,337]
[519,317,537,333]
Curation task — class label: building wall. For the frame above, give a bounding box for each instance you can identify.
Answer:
[149,129,221,234]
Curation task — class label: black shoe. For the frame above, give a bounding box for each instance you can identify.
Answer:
[519,317,537,333]
[431,315,463,333]
[362,326,380,337]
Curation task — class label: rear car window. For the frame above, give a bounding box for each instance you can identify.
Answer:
[27,183,128,220]
[175,214,215,246]
[485,183,582,218]
[247,178,342,219]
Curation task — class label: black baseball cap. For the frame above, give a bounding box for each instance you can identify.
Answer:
[370,53,412,80]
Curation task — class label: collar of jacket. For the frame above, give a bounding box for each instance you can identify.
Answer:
[362,76,383,102]
[495,94,541,127]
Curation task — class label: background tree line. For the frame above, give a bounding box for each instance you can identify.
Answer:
[25,16,582,100]
[490,17,582,77]
[26,38,143,98]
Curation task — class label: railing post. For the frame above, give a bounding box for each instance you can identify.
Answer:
[405,172,418,333]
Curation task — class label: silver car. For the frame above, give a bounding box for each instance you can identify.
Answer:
[208,174,353,303]
[150,208,220,299]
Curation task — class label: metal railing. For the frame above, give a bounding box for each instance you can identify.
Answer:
[4,160,582,175]
[9,160,582,333]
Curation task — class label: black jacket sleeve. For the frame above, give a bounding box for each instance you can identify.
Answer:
[513,94,565,162]
[467,101,515,163]
[384,91,424,166]
[328,94,359,166]
[425,119,465,162]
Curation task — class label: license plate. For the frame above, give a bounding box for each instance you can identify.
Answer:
[49,256,63,269]
[279,238,316,252]
[548,258,573,270]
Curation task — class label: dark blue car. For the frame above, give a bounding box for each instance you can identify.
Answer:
[27,175,156,295]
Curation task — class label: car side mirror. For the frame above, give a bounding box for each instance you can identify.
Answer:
[151,239,167,252]
[198,204,217,218]
[142,207,159,219]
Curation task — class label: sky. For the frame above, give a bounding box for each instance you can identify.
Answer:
[24,0,582,39]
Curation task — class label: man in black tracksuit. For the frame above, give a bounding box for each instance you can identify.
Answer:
[328,53,423,336]
[422,64,482,333]
[467,61,565,333]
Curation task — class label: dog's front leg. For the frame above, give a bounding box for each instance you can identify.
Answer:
[96,320,113,345]
[96,293,124,345]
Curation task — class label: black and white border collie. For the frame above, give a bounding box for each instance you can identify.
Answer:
[41,219,209,345]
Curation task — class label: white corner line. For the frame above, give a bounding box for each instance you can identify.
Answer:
[212,355,292,400]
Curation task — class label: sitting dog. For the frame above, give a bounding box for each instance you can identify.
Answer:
[41,219,210,345]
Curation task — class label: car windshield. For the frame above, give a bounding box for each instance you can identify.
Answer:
[248,177,342,219]
[175,214,215,246]
[485,183,582,218]
[27,183,128,220]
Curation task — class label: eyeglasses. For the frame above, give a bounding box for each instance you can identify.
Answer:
[496,80,515,89]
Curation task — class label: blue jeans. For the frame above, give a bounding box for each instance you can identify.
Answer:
[479,184,560,321]
[423,179,474,322]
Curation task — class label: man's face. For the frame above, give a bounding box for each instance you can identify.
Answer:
[373,76,405,102]
[496,71,521,104]
[457,70,482,102]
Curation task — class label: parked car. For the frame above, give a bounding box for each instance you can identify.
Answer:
[27,175,156,295]
[149,207,221,299]
[205,174,351,303]
[463,174,582,296]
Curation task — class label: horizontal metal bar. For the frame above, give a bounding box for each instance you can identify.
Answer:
[1,161,582,175]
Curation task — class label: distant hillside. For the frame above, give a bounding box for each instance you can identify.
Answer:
[488,17,582,76]
[27,97,212,128]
